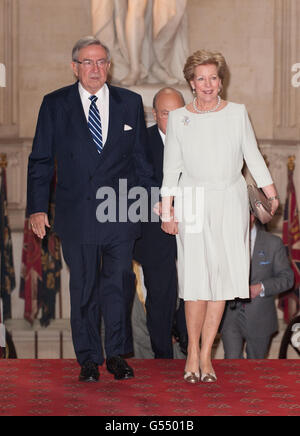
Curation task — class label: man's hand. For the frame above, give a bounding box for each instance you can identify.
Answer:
[153,201,162,217]
[250,283,263,299]
[161,219,179,235]
[29,213,50,239]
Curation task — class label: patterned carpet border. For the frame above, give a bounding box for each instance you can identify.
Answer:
[0,359,300,416]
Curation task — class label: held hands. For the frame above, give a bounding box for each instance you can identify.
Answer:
[29,212,50,239]
[161,218,179,235]
[153,202,179,235]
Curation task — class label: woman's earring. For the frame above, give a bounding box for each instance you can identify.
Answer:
[192,88,196,95]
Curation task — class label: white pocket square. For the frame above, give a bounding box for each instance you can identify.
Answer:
[124,124,133,131]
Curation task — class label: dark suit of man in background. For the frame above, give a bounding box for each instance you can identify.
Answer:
[134,88,187,358]
[27,37,155,382]
[221,214,294,359]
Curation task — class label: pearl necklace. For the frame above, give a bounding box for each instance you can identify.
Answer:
[193,95,221,114]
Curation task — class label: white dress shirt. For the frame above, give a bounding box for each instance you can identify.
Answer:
[78,82,109,146]
[250,225,257,258]
[158,128,166,145]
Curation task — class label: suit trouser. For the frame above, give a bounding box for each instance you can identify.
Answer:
[142,259,178,358]
[174,298,188,338]
[221,304,271,359]
[61,239,135,366]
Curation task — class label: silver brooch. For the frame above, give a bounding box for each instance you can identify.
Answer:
[182,116,190,126]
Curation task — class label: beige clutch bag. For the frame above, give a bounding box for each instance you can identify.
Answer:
[248,184,273,224]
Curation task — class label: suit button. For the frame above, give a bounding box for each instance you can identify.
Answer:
[87,197,91,200]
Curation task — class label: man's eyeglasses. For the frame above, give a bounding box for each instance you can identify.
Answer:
[75,59,109,68]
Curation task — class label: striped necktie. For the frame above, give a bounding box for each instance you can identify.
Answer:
[88,95,103,154]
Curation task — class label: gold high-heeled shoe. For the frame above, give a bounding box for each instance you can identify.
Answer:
[200,371,217,383]
[184,371,200,384]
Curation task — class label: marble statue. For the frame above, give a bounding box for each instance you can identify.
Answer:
[92,0,188,85]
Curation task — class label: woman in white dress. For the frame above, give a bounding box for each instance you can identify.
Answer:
[160,50,279,383]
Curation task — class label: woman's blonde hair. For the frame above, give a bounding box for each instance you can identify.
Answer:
[183,50,227,85]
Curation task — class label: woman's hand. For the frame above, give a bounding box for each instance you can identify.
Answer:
[161,207,179,235]
[262,183,280,216]
[154,201,178,234]
[160,195,178,234]
[270,198,279,216]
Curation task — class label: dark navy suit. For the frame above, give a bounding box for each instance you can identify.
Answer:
[134,124,186,358]
[27,82,155,365]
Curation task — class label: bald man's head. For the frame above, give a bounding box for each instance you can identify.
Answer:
[153,88,185,135]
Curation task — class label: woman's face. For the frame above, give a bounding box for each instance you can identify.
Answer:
[190,63,221,104]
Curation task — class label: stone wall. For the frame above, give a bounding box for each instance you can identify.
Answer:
[188,0,275,140]
[1,0,299,141]
[18,0,91,138]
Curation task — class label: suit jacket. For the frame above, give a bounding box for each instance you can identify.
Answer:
[27,82,156,244]
[222,228,294,338]
[133,124,177,266]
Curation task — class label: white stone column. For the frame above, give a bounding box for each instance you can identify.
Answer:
[0,139,31,229]
[0,0,19,137]
[274,0,300,140]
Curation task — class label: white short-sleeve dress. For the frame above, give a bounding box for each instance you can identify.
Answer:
[161,102,273,301]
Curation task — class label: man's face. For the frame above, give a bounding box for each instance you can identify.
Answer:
[71,44,110,94]
[153,92,184,135]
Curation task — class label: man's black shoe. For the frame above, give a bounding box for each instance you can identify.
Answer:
[79,361,100,383]
[172,326,188,356]
[106,356,134,380]
[179,334,188,356]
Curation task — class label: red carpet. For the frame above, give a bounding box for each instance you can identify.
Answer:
[0,359,300,416]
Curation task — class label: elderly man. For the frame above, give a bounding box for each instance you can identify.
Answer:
[27,36,155,382]
[221,214,294,359]
[134,87,187,358]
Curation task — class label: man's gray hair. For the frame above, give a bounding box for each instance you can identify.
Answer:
[72,36,111,62]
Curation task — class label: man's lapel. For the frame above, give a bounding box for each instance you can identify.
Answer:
[64,83,100,173]
[153,125,164,174]
[91,85,125,176]
[63,83,126,176]
[99,86,124,159]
